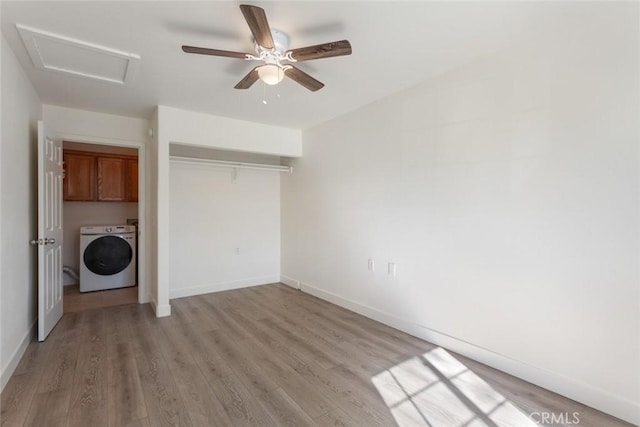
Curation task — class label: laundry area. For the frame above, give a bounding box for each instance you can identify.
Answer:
[62,141,139,312]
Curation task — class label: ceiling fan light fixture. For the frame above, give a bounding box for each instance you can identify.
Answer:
[257,64,284,85]
[181,5,351,92]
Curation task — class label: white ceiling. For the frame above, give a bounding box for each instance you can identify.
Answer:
[2,1,571,130]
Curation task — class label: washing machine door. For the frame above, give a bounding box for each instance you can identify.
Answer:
[83,235,133,276]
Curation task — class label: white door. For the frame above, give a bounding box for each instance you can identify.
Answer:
[34,121,63,341]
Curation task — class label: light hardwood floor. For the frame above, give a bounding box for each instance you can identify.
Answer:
[63,285,138,314]
[1,284,633,427]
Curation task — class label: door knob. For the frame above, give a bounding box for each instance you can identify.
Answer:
[31,238,57,245]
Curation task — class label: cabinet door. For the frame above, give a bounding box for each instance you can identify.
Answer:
[63,152,96,201]
[97,157,126,201]
[125,159,138,202]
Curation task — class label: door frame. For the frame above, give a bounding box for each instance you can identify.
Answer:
[59,134,148,304]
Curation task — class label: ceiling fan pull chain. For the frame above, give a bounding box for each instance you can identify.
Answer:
[262,81,267,105]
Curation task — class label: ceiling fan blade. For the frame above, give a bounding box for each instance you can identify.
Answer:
[285,66,324,91]
[286,40,352,62]
[234,67,260,89]
[182,45,250,59]
[239,4,274,49]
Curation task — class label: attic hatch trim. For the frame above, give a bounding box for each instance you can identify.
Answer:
[16,23,140,85]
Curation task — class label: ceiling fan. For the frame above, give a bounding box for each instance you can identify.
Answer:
[181,4,352,92]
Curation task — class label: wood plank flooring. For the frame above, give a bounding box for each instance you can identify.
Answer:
[63,285,138,314]
[1,283,633,427]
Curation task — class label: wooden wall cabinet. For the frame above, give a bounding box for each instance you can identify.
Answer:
[63,152,96,201]
[63,150,138,202]
[97,157,126,201]
[125,159,138,202]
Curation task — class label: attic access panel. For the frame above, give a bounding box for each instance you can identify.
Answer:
[17,24,140,85]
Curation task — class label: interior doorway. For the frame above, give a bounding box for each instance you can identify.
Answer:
[60,140,146,312]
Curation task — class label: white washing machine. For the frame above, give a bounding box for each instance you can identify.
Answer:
[80,225,136,292]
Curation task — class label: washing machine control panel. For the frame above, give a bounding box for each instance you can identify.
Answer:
[80,225,136,235]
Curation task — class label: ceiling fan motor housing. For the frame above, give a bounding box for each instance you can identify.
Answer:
[255,29,290,56]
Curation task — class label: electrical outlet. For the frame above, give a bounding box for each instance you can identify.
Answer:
[368,259,375,271]
[388,262,397,276]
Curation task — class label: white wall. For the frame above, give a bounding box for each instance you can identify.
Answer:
[43,105,151,304]
[281,4,639,424]
[62,202,138,285]
[155,107,171,316]
[147,108,159,314]
[158,105,301,157]
[169,158,280,298]
[43,105,149,145]
[0,36,42,391]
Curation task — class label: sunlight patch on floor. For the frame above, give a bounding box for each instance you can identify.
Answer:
[372,347,537,427]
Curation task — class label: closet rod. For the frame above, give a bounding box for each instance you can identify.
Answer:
[169,156,292,173]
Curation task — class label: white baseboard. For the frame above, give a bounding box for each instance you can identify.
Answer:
[280,275,300,290]
[169,275,280,300]
[0,319,36,392]
[138,292,151,305]
[154,303,171,317]
[298,281,640,425]
[149,297,171,318]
